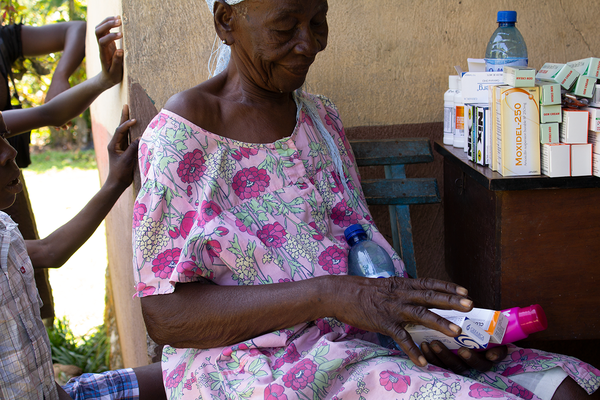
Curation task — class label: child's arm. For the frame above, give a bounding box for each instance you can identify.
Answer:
[21,21,87,102]
[4,16,123,136]
[26,106,138,269]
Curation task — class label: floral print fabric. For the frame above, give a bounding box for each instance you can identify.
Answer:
[132,94,600,399]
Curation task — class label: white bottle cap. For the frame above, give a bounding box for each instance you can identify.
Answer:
[449,75,459,90]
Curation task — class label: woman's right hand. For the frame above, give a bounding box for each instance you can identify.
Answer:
[332,276,473,367]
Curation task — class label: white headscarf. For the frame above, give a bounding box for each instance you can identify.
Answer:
[205,0,354,202]
[206,0,246,78]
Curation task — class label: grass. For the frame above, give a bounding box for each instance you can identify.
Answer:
[46,316,110,374]
[27,149,97,173]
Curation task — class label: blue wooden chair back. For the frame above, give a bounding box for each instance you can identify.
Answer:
[349,138,441,278]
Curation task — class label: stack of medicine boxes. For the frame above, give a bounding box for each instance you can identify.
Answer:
[536,60,598,177]
[460,57,600,178]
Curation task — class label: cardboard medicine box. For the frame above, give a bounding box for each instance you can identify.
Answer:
[431,308,508,345]
[497,86,541,176]
[461,72,504,104]
[561,109,589,144]
[536,63,579,90]
[589,131,600,154]
[571,144,593,176]
[536,80,561,105]
[540,123,560,144]
[570,75,597,98]
[583,107,600,132]
[567,57,600,79]
[406,316,490,350]
[542,144,571,177]
[540,104,562,123]
[504,66,536,88]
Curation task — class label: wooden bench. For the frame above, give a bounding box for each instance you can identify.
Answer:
[349,137,441,278]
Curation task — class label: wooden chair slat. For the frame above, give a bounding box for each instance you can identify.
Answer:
[350,137,440,279]
[351,138,433,166]
[361,178,440,205]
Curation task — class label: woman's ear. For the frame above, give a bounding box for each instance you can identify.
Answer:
[214,1,235,45]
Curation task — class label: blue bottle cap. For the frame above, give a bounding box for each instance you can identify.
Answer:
[497,11,517,23]
[344,224,366,242]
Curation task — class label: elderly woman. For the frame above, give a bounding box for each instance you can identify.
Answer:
[132,0,600,399]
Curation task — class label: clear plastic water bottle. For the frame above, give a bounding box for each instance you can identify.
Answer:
[484,11,528,72]
[345,224,396,278]
[444,76,459,145]
[344,224,399,349]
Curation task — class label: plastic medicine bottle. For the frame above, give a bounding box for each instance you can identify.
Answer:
[453,78,465,148]
[487,304,548,349]
[484,11,528,72]
[444,75,459,145]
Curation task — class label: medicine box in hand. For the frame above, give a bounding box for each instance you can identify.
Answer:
[406,316,490,350]
[431,308,508,345]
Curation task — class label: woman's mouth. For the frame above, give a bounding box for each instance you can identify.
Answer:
[284,64,312,77]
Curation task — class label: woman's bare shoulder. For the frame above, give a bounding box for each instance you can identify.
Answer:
[163,82,220,129]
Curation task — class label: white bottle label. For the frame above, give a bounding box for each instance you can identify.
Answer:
[485,58,528,72]
[444,106,454,134]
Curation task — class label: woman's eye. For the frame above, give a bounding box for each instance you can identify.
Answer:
[274,26,295,34]
[311,17,326,27]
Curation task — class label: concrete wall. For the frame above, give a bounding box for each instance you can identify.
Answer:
[89,0,600,366]
[87,1,148,368]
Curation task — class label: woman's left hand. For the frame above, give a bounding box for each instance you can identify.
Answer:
[421,341,508,374]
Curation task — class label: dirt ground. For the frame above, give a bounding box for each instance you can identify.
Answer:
[23,167,106,338]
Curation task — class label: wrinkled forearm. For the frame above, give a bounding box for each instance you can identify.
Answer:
[141,276,343,349]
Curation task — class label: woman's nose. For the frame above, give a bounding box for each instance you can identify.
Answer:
[0,138,18,166]
[295,27,324,57]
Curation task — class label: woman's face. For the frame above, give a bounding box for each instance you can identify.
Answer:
[229,0,328,93]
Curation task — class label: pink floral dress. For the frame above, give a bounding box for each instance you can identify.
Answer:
[132,93,600,399]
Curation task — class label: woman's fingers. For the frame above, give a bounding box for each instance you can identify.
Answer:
[483,345,508,363]
[456,347,496,372]
[431,341,472,375]
[405,277,469,297]
[388,326,427,367]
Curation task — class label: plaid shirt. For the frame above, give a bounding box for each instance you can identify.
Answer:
[0,211,58,400]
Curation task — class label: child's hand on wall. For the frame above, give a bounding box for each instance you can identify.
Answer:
[95,16,124,89]
[106,104,138,191]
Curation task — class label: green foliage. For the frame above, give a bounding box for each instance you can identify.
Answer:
[28,148,97,172]
[5,0,88,147]
[46,316,110,373]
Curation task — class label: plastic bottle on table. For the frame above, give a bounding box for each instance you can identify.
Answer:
[344,224,398,348]
[484,10,528,72]
[453,78,465,148]
[444,75,459,145]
